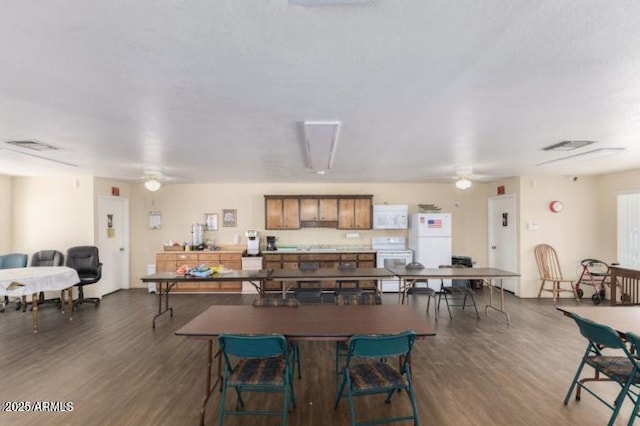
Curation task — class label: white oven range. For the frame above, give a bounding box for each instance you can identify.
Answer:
[372,237,413,293]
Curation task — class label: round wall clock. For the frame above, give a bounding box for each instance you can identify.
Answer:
[549,200,564,213]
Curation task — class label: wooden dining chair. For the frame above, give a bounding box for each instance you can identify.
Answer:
[534,243,580,305]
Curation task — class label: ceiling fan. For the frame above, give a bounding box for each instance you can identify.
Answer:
[140,167,179,192]
[447,166,495,190]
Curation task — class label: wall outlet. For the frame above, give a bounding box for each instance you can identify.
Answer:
[345,232,360,239]
[527,222,539,231]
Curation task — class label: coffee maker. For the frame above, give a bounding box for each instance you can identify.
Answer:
[245,230,260,256]
[266,236,277,251]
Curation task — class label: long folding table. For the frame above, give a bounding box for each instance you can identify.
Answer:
[387,266,520,324]
[267,267,395,297]
[175,304,436,426]
[140,270,273,328]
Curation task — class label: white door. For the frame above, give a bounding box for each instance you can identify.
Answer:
[488,195,518,294]
[98,196,130,296]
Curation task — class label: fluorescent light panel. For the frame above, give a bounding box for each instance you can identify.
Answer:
[543,140,595,151]
[289,0,369,5]
[304,120,341,171]
[536,147,626,167]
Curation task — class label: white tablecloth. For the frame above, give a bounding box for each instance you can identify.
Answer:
[0,266,80,296]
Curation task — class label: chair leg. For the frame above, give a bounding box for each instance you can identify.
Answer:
[469,293,480,319]
[292,343,301,379]
[73,286,100,309]
[218,376,228,425]
[347,377,357,426]
[430,295,438,322]
[440,293,452,319]
[537,279,546,298]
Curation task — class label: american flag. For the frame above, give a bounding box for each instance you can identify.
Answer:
[427,219,442,228]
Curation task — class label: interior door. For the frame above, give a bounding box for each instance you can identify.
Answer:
[488,194,518,294]
[98,196,130,296]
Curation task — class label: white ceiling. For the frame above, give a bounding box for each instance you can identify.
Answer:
[1,0,640,185]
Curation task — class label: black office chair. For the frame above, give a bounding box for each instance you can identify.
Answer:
[23,250,66,309]
[437,264,480,319]
[66,246,102,308]
[403,262,438,320]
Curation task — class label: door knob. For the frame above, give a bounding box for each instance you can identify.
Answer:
[491,246,497,249]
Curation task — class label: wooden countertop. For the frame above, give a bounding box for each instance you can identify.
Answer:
[158,249,244,254]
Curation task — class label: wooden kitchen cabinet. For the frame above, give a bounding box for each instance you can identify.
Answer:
[155,252,242,292]
[265,195,371,230]
[299,197,338,226]
[265,197,300,230]
[338,197,372,229]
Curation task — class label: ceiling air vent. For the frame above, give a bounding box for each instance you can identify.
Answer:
[5,140,60,151]
[543,140,595,151]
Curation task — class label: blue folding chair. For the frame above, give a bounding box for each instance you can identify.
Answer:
[564,314,640,426]
[334,330,419,426]
[620,332,640,425]
[252,297,302,380]
[218,334,295,426]
[334,293,382,395]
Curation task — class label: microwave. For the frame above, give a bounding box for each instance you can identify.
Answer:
[373,204,408,229]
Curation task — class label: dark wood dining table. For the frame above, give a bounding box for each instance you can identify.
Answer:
[176,304,436,425]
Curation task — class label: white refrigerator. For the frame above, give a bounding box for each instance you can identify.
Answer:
[408,213,452,290]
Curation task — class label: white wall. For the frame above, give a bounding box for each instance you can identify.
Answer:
[0,175,11,253]
[519,175,602,298]
[129,181,492,289]
[11,176,95,253]
[4,170,638,298]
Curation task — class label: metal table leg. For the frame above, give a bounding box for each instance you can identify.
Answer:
[152,281,176,329]
[200,340,222,426]
[485,278,511,325]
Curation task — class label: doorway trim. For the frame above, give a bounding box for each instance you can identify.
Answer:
[488,194,518,295]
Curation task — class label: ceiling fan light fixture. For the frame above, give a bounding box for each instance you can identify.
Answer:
[455,177,472,190]
[144,177,162,192]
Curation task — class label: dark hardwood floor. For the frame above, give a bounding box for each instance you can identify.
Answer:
[0,288,631,425]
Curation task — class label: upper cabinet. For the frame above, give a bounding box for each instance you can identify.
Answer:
[265,197,300,230]
[338,197,372,230]
[299,197,338,228]
[265,195,372,230]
